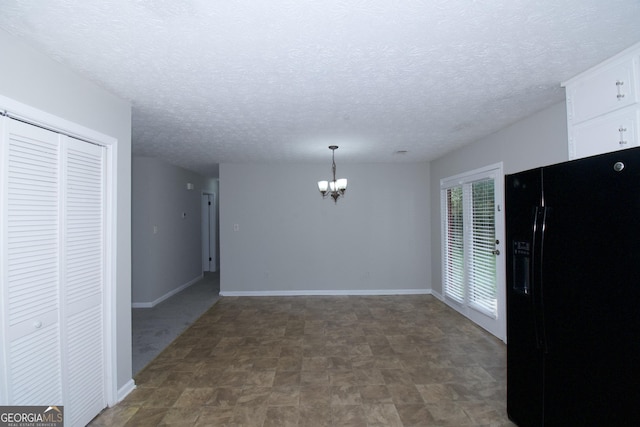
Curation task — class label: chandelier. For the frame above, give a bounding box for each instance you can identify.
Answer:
[317,145,347,203]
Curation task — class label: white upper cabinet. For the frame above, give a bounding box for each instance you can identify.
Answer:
[569,106,640,159]
[563,42,640,159]
[566,57,638,123]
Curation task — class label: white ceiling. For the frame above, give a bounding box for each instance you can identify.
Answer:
[1,1,640,177]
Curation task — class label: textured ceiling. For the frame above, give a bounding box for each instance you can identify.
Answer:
[1,1,640,177]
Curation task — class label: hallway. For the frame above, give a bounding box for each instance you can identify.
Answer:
[132,272,220,374]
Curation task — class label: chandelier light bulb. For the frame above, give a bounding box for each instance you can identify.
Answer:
[317,180,329,196]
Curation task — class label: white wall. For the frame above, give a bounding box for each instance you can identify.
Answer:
[132,156,217,305]
[429,101,569,297]
[219,162,430,294]
[0,30,133,391]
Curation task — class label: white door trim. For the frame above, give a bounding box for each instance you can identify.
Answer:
[0,94,120,406]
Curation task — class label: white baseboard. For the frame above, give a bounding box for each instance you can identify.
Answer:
[116,379,136,403]
[220,289,431,297]
[431,290,444,301]
[132,274,203,308]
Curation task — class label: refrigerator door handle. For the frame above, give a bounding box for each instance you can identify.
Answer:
[531,206,542,350]
[539,206,550,353]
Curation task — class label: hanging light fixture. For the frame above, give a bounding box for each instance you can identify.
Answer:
[317,145,347,203]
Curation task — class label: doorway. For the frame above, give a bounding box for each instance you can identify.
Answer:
[440,163,506,341]
[201,193,217,272]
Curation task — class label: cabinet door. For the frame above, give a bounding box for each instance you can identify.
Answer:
[1,117,63,405]
[569,106,639,159]
[566,56,638,124]
[62,136,106,427]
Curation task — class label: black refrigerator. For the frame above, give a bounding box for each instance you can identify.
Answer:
[505,147,640,426]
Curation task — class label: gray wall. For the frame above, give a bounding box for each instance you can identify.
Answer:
[220,162,431,293]
[132,156,217,304]
[429,101,569,296]
[0,29,133,391]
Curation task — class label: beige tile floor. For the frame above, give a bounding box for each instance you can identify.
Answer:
[90,295,516,426]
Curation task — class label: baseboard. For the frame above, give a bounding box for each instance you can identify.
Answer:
[431,290,444,301]
[116,379,136,403]
[132,274,204,308]
[220,289,432,297]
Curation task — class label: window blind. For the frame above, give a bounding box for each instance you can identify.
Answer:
[468,179,497,318]
[444,186,464,303]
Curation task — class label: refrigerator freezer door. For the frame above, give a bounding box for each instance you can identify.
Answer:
[541,147,640,425]
[505,168,544,427]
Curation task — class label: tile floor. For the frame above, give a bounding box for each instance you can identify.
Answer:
[132,272,220,375]
[90,295,515,426]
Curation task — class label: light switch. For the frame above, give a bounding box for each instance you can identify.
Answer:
[233,224,239,231]
[153,225,158,234]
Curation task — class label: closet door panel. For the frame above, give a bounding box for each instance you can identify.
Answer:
[64,137,104,306]
[63,136,105,426]
[66,304,104,426]
[6,119,60,326]
[10,321,62,405]
[3,117,63,404]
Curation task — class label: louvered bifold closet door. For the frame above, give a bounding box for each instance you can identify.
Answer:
[1,118,106,426]
[1,117,63,405]
[62,137,105,427]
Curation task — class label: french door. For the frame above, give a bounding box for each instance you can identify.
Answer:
[441,163,505,341]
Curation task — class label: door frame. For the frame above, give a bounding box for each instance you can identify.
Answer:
[0,95,119,406]
[440,162,506,342]
[201,192,217,272]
